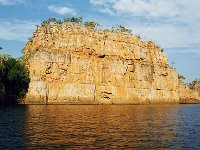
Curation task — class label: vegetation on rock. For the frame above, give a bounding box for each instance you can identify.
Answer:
[0,54,30,105]
[41,18,62,26]
[39,17,133,34]
[111,25,132,35]
[135,34,141,39]
[83,21,100,30]
[39,17,170,50]
[64,17,83,24]
[178,74,185,82]
[33,17,168,54]
[188,79,200,97]
[188,79,199,88]
[189,80,198,86]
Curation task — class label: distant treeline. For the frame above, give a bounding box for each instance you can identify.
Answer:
[0,54,29,105]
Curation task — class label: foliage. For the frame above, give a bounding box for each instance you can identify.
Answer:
[0,54,11,62]
[156,45,161,49]
[84,21,100,30]
[41,18,62,26]
[178,74,185,82]
[135,34,141,39]
[28,37,33,43]
[148,40,155,44]
[189,80,198,87]
[112,25,132,35]
[188,80,198,89]
[40,17,134,36]
[63,17,83,24]
[0,55,30,104]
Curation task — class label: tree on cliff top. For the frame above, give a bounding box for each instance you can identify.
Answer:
[112,25,132,35]
[63,17,83,24]
[40,17,135,36]
[178,74,185,83]
[84,21,100,30]
[41,18,62,26]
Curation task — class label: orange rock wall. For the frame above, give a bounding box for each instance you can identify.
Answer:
[24,25,198,104]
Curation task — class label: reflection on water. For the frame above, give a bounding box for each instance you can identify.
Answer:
[0,105,200,149]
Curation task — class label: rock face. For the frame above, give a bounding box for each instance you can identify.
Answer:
[195,81,200,97]
[189,80,200,98]
[24,25,198,104]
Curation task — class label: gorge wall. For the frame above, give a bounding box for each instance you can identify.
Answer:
[189,80,200,99]
[195,81,200,98]
[24,25,198,104]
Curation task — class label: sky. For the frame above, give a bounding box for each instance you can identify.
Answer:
[0,0,200,83]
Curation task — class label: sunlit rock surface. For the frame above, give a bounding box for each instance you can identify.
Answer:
[195,81,200,98]
[24,25,198,104]
[189,80,200,99]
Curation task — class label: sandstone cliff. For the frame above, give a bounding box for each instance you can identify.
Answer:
[189,80,200,98]
[24,24,198,104]
[195,81,200,97]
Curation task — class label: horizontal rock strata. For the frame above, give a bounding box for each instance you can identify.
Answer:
[24,25,198,104]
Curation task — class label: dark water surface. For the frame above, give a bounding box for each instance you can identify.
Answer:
[0,105,200,149]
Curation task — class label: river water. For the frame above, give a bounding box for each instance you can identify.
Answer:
[0,105,200,149]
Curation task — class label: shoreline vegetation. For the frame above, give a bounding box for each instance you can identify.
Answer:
[0,17,199,105]
[0,54,30,105]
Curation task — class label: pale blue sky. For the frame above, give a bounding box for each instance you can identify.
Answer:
[0,0,200,82]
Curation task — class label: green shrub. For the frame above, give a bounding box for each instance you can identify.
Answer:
[63,17,83,24]
[135,34,141,39]
[41,18,62,26]
[84,21,100,30]
[178,74,185,82]
[0,55,30,104]
[112,25,132,35]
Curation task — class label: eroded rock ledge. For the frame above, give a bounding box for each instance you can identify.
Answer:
[24,24,198,104]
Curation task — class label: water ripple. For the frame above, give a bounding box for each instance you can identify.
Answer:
[0,105,200,149]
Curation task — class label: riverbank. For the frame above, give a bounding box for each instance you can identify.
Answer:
[180,98,200,104]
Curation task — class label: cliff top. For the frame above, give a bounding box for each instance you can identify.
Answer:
[24,24,169,67]
[27,24,162,50]
[24,18,170,71]
[25,17,164,51]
